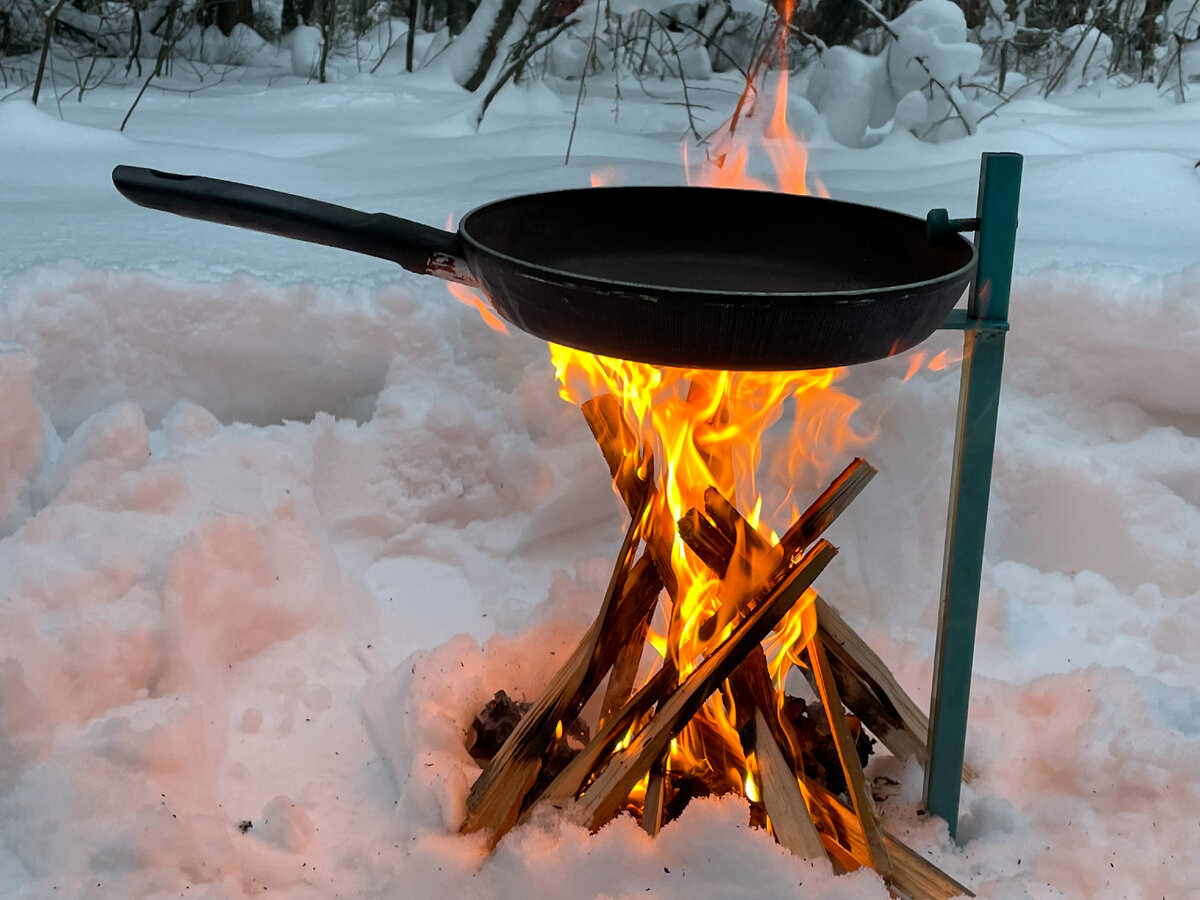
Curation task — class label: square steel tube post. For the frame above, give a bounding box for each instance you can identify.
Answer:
[924,152,1023,838]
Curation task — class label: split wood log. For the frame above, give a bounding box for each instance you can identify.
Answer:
[524,662,677,817]
[641,756,669,835]
[779,459,877,557]
[752,707,829,860]
[816,596,976,783]
[677,508,735,577]
[729,647,828,861]
[804,780,974,900]
[809,635,893,878]
[571,541,838,831]
[581,393,652,516]
[462,509,654,842]
[596,558,662,729]
[677,472,974,786]
[581,395,676,592]
[582,394,675,726]
[690,458,875,643]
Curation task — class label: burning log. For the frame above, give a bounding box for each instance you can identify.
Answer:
[690,458,876,643]
[569,540,838,831]
[728,648,828,862]
[462,506,656,841]
[675,467,975,785]
[462,393,968,899]
[809,634,893,877]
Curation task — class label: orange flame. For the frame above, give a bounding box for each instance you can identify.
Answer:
[551,42,871,793]
[446,281,509,334]
[901,347,964,382]
[443,215,508,334]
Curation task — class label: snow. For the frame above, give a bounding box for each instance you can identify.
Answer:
[1,51,1199,900]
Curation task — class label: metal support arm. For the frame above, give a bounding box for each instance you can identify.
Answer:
[924,152,1023,840]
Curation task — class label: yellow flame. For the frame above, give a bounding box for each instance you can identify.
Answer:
[555,18,873,798]
[744,752,762,803]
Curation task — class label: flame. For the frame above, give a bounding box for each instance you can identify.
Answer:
[442,214,508,334]
[591,166,623,187]
[446,281,509,334]
[548,0,874,811]
[901,347,964,382]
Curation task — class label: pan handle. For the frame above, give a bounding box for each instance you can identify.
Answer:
[111,166,476,284]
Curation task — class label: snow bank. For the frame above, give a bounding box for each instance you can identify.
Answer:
[0,259,1196,897]
[807,0,982,146]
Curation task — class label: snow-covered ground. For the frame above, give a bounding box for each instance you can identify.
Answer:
[1,57,1198,900]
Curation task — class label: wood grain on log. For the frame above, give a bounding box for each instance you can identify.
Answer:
[462,508,650,843]
[805,780,974,900]
[809,635,893,879]
[573,541,838,831]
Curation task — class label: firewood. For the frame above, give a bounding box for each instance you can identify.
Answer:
[596,555,662,729]
[582,393,678,601]
[809,635,893,879]
[816,596,976,783]
[705,487,775,558]
[641,756,669,835]
[752,707,829,860]
[685,459,874,643]
[779,458,876,556]
[462,509,653,843]
[581,394,652,515]
[525,662,677,816]
[677,508,735,577]
[820,640,928,767]
[572,541,838,831]
[728,647,828,862]
[804,781,974,900]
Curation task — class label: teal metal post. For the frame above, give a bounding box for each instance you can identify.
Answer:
[924,153,1023,838]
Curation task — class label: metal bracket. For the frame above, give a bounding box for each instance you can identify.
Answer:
[937,308,1010,333]
[926,208,981,244]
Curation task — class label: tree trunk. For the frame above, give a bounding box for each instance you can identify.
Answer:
[405,0,418,70]
[1138,0,1169,79]
[32,0,71,106]
[318,0,335,81]
[455,0,525,91]
[216,0,254,35]
[282,0,299,32]
[447,0,471,36]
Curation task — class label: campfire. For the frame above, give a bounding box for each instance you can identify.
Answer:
[452,29,987,895]
[460,372,973,899]
[105,1,1019,884]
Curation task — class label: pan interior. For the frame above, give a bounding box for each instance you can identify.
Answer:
[460,187,974,295]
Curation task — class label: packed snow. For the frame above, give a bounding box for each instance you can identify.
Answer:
[2,32,1199,900]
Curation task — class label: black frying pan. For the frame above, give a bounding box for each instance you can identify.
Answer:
[111,166,975,370]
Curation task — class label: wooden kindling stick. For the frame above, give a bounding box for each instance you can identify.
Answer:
[688,457,876,643]
[462,499,655,842]
[569,540,838,831]
[803,779,975,900]
[808,633,893,878]
[728,647,828,862]
[676,462,974,785]
[583,393,677,729]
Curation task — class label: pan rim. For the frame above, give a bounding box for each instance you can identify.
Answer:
[457,185,977,302]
